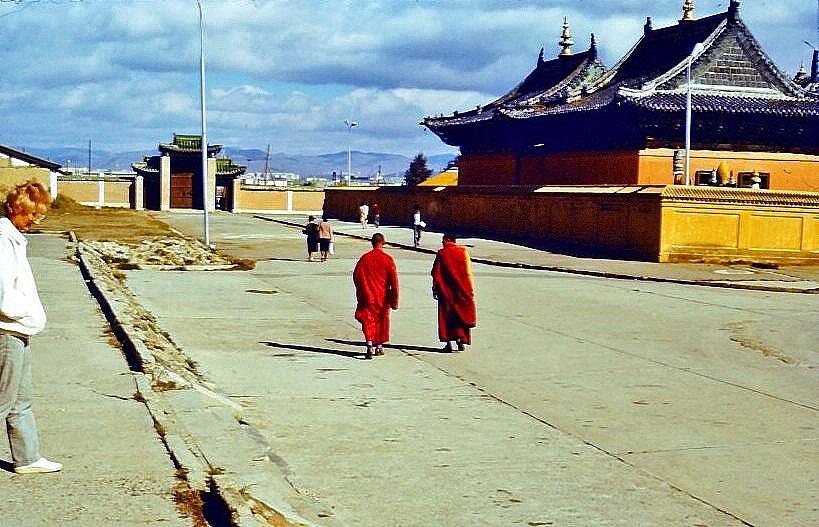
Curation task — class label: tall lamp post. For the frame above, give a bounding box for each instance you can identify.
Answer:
[196,0,210,247]
[685,42,705,186]
[345,119,357,184]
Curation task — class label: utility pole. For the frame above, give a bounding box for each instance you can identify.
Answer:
[87,139,91,175]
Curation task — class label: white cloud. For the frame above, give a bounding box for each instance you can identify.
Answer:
[0,0,813,156]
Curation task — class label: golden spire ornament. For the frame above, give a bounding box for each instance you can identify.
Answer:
[559,16,574,56]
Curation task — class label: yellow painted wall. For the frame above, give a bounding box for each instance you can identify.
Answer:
[658,186,819,263]
[638,149,819,191]
[232,186,325,213]
[57,180,133,207]
[323,186,819,264]
[324,186,663,260]
[0,161,50,193]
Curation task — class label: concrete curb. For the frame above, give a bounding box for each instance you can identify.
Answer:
[72,232,324,527]
[257,216,819,295]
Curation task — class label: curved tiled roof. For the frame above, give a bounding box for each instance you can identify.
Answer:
[620,92,819,117]
[424,1,819,144]
[424,42,606,129]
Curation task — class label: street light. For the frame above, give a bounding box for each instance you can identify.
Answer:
[345,119,357,184]
[196,0,211,247]
[685,42,705,186]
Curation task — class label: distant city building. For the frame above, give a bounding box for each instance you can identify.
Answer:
[423,0,819,191]
[132,133,246,210]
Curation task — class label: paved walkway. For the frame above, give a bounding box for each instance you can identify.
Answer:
[1,234,189,526]
[263,215,819,293]
[5,216,817,527]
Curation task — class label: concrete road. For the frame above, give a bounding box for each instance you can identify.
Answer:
[130,212,817,526]
[1,234,188,526]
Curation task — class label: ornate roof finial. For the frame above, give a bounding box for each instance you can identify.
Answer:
[589,33,597,50]
[681,0,695,21]
[728,0,741,22]
[538,47,545,66]
[794,60,808,84]
[559,16,574,56]
[644,16,653,34]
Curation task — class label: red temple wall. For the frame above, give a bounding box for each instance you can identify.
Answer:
[458,153,517,185]
[459,149,819,191]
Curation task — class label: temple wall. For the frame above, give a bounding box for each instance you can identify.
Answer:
[323,186,819,264]
[324,186,662,260]
[459,149,819,191]
[519,151,640,185]
[638,148,819,191]
[658,186,819,263]
[231,182,324,214]
[458,153,516,185]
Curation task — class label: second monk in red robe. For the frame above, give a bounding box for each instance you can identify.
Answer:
[431,233,477,352]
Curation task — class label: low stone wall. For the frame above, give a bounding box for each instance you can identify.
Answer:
[323,186,819,264]
[56,178,137,208]
[659,186,819,263]
[231,181,324,214]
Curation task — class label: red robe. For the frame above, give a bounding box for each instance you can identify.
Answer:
[353,247,399,344]
[431,241,476,344]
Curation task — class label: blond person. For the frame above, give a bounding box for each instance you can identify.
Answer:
[0,181,62,474]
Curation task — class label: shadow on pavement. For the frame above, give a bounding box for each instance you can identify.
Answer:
[261,341,367,360]
[326,338,448,354]
[0,459,14,473]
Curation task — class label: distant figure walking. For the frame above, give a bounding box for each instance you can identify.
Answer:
[0,181,63,474]
[302,215,319,261]
[371,202,381,228]
[359,202,369,229]
[411,204,425,247]
[353,233,399,359]
[318,216,334,262]
[431,233,477,352]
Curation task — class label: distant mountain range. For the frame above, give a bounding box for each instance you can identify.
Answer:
[21,146,457,179]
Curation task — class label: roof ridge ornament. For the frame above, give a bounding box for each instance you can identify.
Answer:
[559,16,574,56]
[644,16,653,34]
[538,47,545,66]
[728,0,741,22]
[681,0,695,22]
[589,33,597,51]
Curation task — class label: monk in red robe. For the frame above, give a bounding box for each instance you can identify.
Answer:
[431,233,476,352]
[353,233,399,359]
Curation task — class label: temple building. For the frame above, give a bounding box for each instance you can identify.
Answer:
[132,133,246,210]
[423,0,819,191]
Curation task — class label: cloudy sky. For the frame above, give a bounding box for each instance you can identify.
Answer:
[1,0,815,158]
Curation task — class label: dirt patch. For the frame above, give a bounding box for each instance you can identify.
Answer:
[43,198,176,243]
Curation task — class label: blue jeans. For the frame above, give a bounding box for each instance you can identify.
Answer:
[0,333,41,466]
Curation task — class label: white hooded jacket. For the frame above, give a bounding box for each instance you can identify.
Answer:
[0,216,46,336]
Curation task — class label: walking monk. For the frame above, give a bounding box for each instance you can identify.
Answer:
[353,233,399,359]
[431,233,476,352]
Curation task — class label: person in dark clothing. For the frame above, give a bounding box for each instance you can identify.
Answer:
[302,215,319,261]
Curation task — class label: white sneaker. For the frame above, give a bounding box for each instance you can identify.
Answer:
[14,457,62,474]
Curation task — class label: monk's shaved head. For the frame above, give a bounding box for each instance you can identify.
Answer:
[371,232,385,247]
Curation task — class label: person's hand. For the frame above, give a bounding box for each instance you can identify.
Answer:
[432,289,438,300]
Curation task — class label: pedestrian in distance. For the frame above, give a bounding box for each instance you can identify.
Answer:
[317,215,334,262]
[431,233,477,352]
[371,202,381,228]
[359,202,369,229]
[0,181,63,474]
[411,203,426,247]
[353,232,399,359]
[302,215,320,261]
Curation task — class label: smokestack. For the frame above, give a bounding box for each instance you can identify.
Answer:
[812,49,819,83]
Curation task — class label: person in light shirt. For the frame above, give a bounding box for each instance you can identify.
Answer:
[0,181,62,474]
